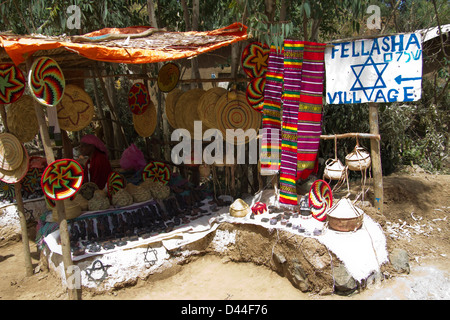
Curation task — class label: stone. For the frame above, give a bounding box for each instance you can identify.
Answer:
[389,248,410,274]
[333,264,357,295]
[291,262,310,292]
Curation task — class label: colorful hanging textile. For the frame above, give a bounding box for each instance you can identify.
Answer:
[279,40,304,206]
[260,45,284,175]
[297,43,326,180]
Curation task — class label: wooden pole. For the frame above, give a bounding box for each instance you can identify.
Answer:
[26,58,81,300]
[369,102,384,214]
[0,104,33,276]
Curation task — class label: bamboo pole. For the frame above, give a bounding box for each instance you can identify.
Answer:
[369,102,384,214]
[0,104,34,276]
[25,58,81,300]
[319,132,381,140]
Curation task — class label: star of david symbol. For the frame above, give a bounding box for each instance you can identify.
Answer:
[143,245,158,266]
[85,260,112,284]
[350,57,389,101]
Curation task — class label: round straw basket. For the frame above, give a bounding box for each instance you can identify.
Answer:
[197,87,227,129]
[133,99,157,137]
[165,88,183,129]
[56,84,94,132]
[175,88,205,137]
[0,132,24,171]
[6,95,39,143]
[0,143,29,184]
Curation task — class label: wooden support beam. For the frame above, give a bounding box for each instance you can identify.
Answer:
[320,132,381,141]
[369,103,384,214]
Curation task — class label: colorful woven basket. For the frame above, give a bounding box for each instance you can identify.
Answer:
[0,180,15,202]
[251,202,267,215]
[56,84,94,132]
[246,76,265,113]
[142,161,171,185]
[308,179,333,222]
[0,63,25,104]
[157,62,180,92]
[28,57,65,107]
[107,171,126,198]
[128,82,150,115]
[40,159,84,200]
[241,42,270,79]
[21,167,43,194]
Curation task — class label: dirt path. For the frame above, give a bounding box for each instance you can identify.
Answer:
[0,171,449,300]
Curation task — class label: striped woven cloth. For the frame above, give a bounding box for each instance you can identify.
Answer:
[260,45,284,175]
[297,42,326,180]
[279,40,304,206]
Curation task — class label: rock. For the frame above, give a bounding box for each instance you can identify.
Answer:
[291,262,310,292]
[389,248,410,274]
[333,264,357,295]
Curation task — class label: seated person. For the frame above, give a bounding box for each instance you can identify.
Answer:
[79,134,112,190]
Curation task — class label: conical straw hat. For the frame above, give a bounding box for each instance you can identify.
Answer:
[175,88,205,136]
[165,88,183,129]
[197,87,227,129]
[0,143,29,184]
[6,95,39,143]
[56,84,94,132]
[133,99,157,137]
[0,133,23,171]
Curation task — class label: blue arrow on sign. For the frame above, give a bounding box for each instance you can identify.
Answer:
[395,75,422,85]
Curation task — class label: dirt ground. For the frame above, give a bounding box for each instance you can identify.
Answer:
[0,168,448,300]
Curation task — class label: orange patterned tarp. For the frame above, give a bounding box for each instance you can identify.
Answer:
[0,23,248,66]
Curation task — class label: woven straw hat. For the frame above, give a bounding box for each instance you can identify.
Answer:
[0,133,24,171]
[6,95,39,143]
[165,88,183,129]
[133,98,157,137]
[229,198,251,217]
[175,88,205,136]
[56,84,94,132]
[197,87,227,129]
[0,143,29,184]
[214,91,262,145]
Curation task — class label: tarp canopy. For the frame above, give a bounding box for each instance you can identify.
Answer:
[0,22,248,67]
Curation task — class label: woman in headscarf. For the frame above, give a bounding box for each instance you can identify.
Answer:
[79,134,112,189]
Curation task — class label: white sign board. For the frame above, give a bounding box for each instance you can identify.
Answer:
[325,33,422,104]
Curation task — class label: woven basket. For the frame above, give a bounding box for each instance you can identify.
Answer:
[140,180,170,200]
[326,198,364,232]
[6,95,39,143]
[175,89,206,136]
[52,199,82,222]
[73,193,89,211]
[324,158,347,181]
[133,99,157,137]
[111,188,133,207]
[126,183,151,203]
[197,87,227,129]
[0,143,29,184]
[165,88,184,129]
[88,190,111,211]
[345,144,371,171]
[229,198,251,217]
[56,84,94,132]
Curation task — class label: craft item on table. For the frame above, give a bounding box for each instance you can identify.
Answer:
[107,171,126,198]
[28,57,65,107]
[326,198,364,232]
[241,42,269,79]
[0,63,25,104]
[141,180,170,200]
[41,159,83,200]
[52,199,82,221]
[6,95,39,143]
[0,143,29,184]
[214,91,261,145]
[246,76,265,113]
[174,88,205,137]
[299,195,311,217]
[142,161,171,185]
[128,82,150,115]
[111,188,133,207]
[132,98,157,137]
[229,198,251,217]
[88,189,110,211]
[251,201,267,215]
[296,42,326,180]
[279,39,304,206]
[0,133,23,171]
[21,167,42,194]
[308,179,333,222]
[78,182,98,200]
[73,193,88,211]
[164,88,183,129]
[45,195,55,209]
[197,87,227,129]
[260,44,284,175]
[0,180,15,202]
[125,183,151,203]
[56,84,94,132]
[157,62,180,92]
